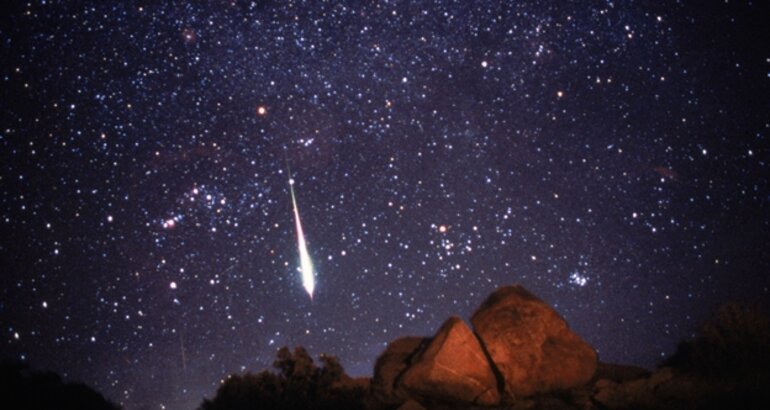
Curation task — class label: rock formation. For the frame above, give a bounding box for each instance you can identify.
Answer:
[371,284,600,408]
[399,316,500,406]
[365,286,770,409]
[371,336,428,408]
[471,285,598,397]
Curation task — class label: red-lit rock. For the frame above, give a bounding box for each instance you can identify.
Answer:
[399,316,500,406]
[471,285,597,397]
[371,336,427,408]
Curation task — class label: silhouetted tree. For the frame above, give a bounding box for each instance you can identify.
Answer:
[199,347,366,410]
[199,371,282,410]
[317,354,344,387]
[0,360,120,410]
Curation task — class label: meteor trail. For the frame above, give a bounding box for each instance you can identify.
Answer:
[287,169,315,299]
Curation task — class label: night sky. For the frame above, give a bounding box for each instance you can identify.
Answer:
[2,1,769,409]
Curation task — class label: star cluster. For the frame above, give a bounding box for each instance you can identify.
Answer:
[1,1,769,409]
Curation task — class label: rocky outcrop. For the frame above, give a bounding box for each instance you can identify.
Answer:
[370,336,427,408]
[471,285,598,397]
[371,284,603,408]
[365,287,770,409]
[399,316,500,406]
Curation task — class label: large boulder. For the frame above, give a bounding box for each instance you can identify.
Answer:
[398,316,500,406]
[471,285,597,397]
[370,336,427,407]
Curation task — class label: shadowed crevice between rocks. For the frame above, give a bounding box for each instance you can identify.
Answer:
[473,329,506,401]
[391,337,431,394]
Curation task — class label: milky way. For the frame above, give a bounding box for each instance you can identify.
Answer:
[1,2,768,409]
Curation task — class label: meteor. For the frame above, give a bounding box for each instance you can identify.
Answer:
[288,172,315,299]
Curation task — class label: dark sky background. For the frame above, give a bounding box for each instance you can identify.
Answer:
[1,1,769,409]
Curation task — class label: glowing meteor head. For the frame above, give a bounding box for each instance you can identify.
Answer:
[289,178,295,185]
[299,247,315,298]
[304,279,315,299]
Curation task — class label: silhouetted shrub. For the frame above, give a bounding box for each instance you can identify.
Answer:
[0,360,121,410]
[664,303,770,378]
[199,347,367,410]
